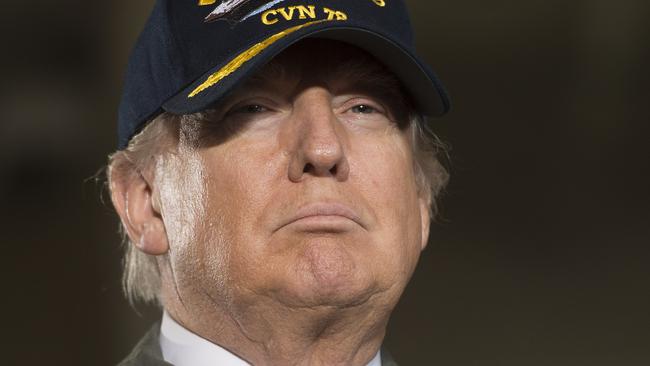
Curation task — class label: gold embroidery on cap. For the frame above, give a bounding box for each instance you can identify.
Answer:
[198,0,217,5]
[188,19,328,98]
[261,10,280,25]
[262,5,317,25]
[323,7,348,21]
[296,5,317,19]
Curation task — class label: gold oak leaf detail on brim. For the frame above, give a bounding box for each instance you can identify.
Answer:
[188,19,329,98]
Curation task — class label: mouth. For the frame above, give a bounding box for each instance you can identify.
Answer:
[278,202,366,233]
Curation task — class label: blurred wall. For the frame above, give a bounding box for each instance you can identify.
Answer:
[1,0,648,365]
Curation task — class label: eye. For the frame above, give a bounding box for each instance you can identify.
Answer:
[350,104,377,114]
[234,104,268,114]
[220,100,283,133]
[336,97,393,130]
[223,102,274,121]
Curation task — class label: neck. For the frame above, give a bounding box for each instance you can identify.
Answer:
[164,291,392,366]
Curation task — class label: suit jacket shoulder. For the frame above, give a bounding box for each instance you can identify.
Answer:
[117,322,398,366]
[117,322,172,366]
[381,346,399,366]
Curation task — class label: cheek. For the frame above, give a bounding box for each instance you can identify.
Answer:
[350,134,423,272]
[353,133,419,215]
[199,143,281,270]
[156,152,237,304]
[202,142,277,226]
[159,145,273,305]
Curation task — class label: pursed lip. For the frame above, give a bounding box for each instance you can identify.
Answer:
[278,202,366,231]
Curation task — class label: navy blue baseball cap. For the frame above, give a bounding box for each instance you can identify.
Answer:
[117,0,450,149]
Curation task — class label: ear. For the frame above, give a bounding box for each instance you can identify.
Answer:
[419,197,431,251]
[110,168,169,255]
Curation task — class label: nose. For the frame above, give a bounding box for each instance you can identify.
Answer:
[287,88,350,182]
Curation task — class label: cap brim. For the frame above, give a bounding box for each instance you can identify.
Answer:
[163,22,450,118]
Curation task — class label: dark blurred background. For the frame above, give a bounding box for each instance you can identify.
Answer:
[1,0,648,365]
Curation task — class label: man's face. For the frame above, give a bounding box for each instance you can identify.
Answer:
[157,41,430,316]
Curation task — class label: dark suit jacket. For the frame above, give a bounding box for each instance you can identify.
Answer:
[118,323,399,366]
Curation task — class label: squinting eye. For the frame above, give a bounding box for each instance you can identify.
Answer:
[238,104,267,114]
[350,104,377,114]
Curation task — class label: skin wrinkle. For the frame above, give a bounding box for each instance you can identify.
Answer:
[157,250,187,312]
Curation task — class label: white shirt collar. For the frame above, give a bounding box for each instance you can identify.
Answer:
[159,311,382,366]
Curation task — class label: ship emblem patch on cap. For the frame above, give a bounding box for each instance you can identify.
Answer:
[199,0,289,23]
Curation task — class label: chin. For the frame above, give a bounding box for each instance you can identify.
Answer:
[282,236,380,308]
[282,279,378,309]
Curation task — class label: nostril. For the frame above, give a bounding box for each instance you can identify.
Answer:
[302,162,338,176]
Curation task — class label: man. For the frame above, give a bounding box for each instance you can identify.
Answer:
[109,0,450,365]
